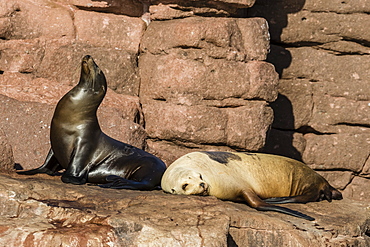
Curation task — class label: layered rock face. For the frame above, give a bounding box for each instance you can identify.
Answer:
[0,0,369,246]
[139,16,278,163]
[249,0,370,202]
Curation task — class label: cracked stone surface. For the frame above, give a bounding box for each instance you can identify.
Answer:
[0,173,369,246]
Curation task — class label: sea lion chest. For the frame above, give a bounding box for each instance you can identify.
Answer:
[50,90,102,168]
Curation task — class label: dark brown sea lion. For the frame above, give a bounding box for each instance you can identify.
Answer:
[17,55,166,190]
[161,151,343,221]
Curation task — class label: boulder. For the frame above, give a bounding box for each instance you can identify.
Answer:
[271,79,313,130]
[277,47,370,101]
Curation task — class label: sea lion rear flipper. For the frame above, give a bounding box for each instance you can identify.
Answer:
[263,193,319,204]
[17,149,62,175]
[241,190,315,221]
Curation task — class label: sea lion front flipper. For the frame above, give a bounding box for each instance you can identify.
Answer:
[17,148,63,175]
[99,175,160,190]
[61,145,91,185]
[241,190,315,221]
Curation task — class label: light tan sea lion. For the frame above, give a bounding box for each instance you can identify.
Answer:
[161,151,342,221]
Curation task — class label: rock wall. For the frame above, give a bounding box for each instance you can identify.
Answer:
[139,16,278,163]
[0,0,370,246]
[0,0,368,199]
[0,0,278,166]
[248,0,370,202]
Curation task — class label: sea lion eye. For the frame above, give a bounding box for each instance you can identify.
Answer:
[182,183,188,190]
[200,174,203,180]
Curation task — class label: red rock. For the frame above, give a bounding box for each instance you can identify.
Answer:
[143,100,272,151]
[0,39,45,73]
[342,176,370,202]
[74,10,146,53]
[0,0,74,40]
[146,139,237,165]
[303,133,370,173]
[316,170,353,190]
[35,41,141,95]
[361,157,370,178]
[0,128,14,172]
[141,17,269,61]
[140,53,278,103]
[0,173,369,246]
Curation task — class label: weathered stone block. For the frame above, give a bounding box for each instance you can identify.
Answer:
[150,0,256,17]
[303,0,370,14]
[74,10,146,53]
[310,94,370,132]
[146,139,236,166]
[37,42,140,95]
[342,176,370,202]
[263,129,306,161]
[66,0,144,17]
[139,53,278,103]
[143,101,228,144]
[303,133,370,173]
[280,47,370,101]
[0,39,45,73]
[0,0,74,40]
[143,100,272,150]
[361,157,370,178]
[141,17,269,61]
[316,171,353,190]
[225,103,273,150]
[272,79,313,130]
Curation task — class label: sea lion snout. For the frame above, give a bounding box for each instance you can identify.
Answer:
[79,55,106,93]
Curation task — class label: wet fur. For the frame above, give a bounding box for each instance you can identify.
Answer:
[17,55,166,190]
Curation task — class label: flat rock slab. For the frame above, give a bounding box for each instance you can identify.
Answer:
[0,173,369,246]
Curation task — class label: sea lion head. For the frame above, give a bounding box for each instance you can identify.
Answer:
[78,55,107,96]
[162,167,209,196]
